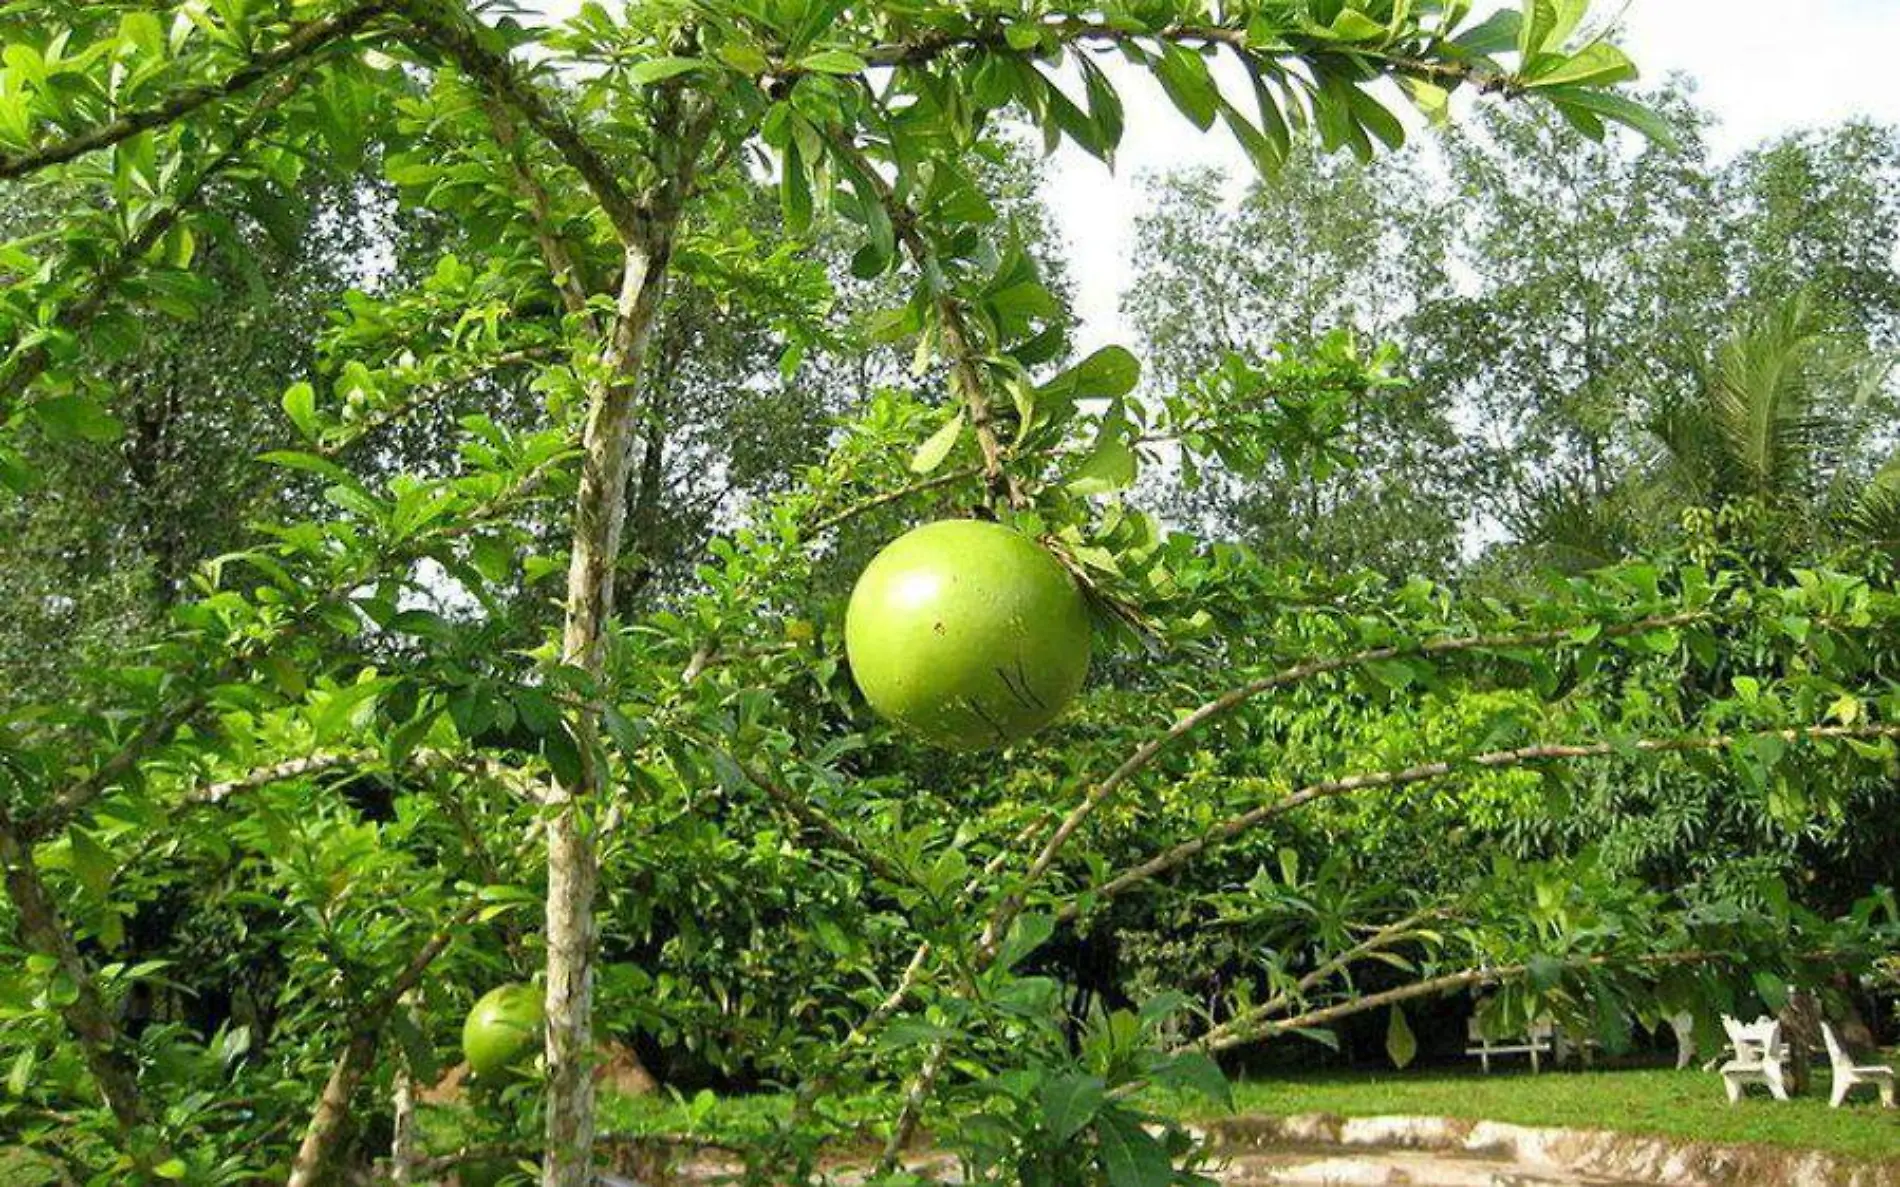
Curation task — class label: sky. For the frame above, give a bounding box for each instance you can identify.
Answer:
[1041,0,1900,349]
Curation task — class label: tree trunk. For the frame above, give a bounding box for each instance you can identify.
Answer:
[286,1026,380,1187]
[544,227,679,1187]
[389,991,421,1185]
[0,807,146,1135]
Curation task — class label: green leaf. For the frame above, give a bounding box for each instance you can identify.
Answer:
[1079,56,1125,153]
[0,448,39,494]
[1041,1072,1106,1141]
[542,722,585,788]
[34,396,123,444]
[1398,76,1451,125]
[1151,1049,1232,1109]
[1044,345,1141,400]
[1345,84,1405,151]
[1518,0,1558,57]
[715,43,770,74]
[6,1048,35,1097]
[1153,43,1220,131]
[389,1009,440,1086]
[1004,22,1043,51]
[798,49,868,75]
[629,56,705,84]
[1752,969,1790,1013]
[1329,10,1388,40]
[1539,87,1679,148]
[910,411,964,474]
[1453,9,1521,55]
[68,828,114,899]
[1385,1004,1418,1069]
[1095,1107,1173,1187]
[1527,953,1566,992]
[994,912,1055,974]
[1069,433,1137,496]
[152,1159,188,1180]
[780,136,813,236]
[118,11,165,57]
[1525,41,1637,89]
[282,381,319,440]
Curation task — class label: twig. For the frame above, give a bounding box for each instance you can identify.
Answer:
[0,1,394,181]
[1064,722,1900,919]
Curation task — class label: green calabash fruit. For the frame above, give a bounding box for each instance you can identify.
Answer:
[844,519,1092,750]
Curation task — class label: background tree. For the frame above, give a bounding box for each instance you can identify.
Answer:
[1126,86,1900,576]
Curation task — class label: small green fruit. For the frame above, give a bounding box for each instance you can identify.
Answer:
[844,519,1092,749]
[462,984,544,1079]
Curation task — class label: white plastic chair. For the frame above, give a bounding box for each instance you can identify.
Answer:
[1719,1015,1789,1103]
[1465,1016,1555,1073]
[1820,1021,1896,1108]
[1667,1011,1696,1070]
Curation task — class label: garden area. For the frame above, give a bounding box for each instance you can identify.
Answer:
[1,1,1899,1185]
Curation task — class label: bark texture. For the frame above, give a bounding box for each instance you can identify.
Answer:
[0,805,146,1134]
[285,1027,381,1187]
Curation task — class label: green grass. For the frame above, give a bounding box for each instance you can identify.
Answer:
[592,1060,1900,1166]
[1181,1062,1900,1165]
[11,1061,1897,1178]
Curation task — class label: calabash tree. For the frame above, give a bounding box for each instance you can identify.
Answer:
[4,3,1899,1186]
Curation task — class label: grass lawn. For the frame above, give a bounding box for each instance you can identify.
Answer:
[11,1061,1896,1179]
[593,1058,1900,1166]
[1183,1062,1900,1165]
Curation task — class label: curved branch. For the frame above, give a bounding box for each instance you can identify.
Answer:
[0,1,394,182]
[0,802,147,1136]
[285,906,475,1187]
[398,0,648,246]
[184,746,542,808]
[787,19,1520,97]
[704,743,919,890]
[1063,722,1900,920]
[984,610,1708,953]
[819,126,1023,509]
[1201,950,1721,1055]
[0,65,312,419]
[479,98,597,322]
[27,450,568,843]
[801,465,984,539]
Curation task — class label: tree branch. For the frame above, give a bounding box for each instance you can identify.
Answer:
[985,610,1708,953]
[480,97,597,323]
[284,909,471,1187]
[1,64,314,420]
[802,466,985,539]
[1200,950,1722,1055]
[0,1,394,182]
[398,0,648,246]
[1064,722,1900,920]
[775,19,1521,98]
[819,126,1024,509]
[0,802,147,1136]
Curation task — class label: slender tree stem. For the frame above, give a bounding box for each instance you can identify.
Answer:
[285,915,469,1187]
[0,1,392,181]
[399,0,648,246]
[821,126,1025,509]
[1064,722,1900,919]
[982,611,1708,955]
[0,804,147,1136]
